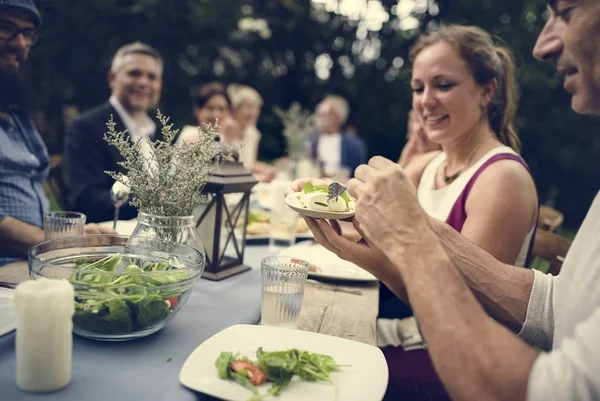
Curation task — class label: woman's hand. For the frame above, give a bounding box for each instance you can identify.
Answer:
[83,223,116,235]
[219,117,243,143]
[304,217,399,285]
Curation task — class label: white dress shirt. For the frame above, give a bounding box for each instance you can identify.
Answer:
[317,132,341,173]
[109,96,156,173]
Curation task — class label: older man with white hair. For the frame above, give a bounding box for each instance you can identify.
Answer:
[308,94,367,178]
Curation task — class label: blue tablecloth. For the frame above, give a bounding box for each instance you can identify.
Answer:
[0,246,274,401]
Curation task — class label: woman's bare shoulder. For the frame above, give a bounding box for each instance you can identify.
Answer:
[466,157,538,219]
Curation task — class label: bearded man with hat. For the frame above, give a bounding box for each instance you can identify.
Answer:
[0,0,112,269]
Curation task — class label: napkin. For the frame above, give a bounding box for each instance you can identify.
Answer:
[377,317,427,350]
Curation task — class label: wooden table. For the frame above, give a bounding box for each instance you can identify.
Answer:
[0,261,27,286]
[298,279,379,346]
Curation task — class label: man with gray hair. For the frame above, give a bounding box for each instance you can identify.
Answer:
[309,94,367,178]
[64,41,164,222]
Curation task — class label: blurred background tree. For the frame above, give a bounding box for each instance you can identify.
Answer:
[30,0,600,230]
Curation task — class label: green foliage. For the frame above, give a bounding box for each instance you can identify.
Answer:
[273,102,314,158]
[104,111,238,217]
[31,0,600,229]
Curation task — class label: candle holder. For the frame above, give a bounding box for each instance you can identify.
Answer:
[195,161,257,281]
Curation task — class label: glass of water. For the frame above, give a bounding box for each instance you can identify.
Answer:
[43,211,86,240]
[261,256,310,329]
[268,211,297,252]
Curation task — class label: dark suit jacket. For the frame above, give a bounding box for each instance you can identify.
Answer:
[308,131,368,177]
[63,102,161,223]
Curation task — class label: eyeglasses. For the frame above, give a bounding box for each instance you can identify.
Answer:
[0,20,39,45]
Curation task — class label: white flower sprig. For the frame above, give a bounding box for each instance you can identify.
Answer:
[273,102,315,159]
[104,110,240,217]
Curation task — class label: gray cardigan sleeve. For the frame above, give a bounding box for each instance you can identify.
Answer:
[518,269,556,351]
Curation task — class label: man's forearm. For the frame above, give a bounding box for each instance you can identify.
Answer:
[388,229,537,401]
[0,217,44,257]
[429,217,534,332]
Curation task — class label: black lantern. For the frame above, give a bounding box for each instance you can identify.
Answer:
[195,161,257,280]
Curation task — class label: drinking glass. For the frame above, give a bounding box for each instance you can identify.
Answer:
[323,164,351,184]
[268,212,297,252]
[261,256,309,329]
[43,212,86,240]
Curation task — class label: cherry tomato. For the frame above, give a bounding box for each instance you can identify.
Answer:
[166,297,178,308]
[231,360,266,385]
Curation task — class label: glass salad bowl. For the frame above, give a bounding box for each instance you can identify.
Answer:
[28,234,205,341]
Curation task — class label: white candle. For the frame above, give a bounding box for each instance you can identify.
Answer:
[15,278,74,392]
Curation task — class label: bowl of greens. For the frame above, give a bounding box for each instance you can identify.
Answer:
[28,234,205,341]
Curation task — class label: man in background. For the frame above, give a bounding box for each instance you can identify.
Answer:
[308,95,367,179]
[0,0,111,267]
[64,41,163,223]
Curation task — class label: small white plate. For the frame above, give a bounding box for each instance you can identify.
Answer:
[279,243,378,282]
[98,219,138,236]
[0,287,15,337]
[285,193,355,220]
[245,232,314,241]
[180,324,388,401]
[256,192,273,211]
[101,219,316,242]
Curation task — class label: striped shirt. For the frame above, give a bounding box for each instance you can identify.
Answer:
[0,109,49,266]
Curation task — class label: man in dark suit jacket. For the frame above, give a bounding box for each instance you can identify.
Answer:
[64,42,163,223]
[309,95,367,178]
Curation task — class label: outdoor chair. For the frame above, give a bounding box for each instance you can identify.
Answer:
[529,228,572,276]
[537,205,564,232]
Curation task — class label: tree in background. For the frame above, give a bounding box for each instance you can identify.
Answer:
[29,0,600,229]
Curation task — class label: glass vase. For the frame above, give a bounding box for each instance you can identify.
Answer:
[130,211,205,257]
[288,155,320,180]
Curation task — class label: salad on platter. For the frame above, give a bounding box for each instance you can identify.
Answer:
[215,347,347,400]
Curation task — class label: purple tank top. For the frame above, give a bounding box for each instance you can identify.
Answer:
[445,153,538,266]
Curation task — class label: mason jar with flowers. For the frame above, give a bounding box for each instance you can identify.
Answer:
[103,110,240,254]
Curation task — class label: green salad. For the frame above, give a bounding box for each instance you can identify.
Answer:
[302,182,351,203]
[215,347,346,400]
[69,254,187,334]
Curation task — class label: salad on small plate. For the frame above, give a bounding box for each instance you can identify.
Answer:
[285,183,355,220]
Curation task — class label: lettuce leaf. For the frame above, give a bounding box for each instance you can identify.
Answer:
[302,182,328,194]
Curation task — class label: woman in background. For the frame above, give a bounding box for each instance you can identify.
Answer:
[178,82,241,144]
[397,109,441,167]
[228,84,276,182]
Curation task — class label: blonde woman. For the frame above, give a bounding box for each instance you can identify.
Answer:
[228,84,276,182]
